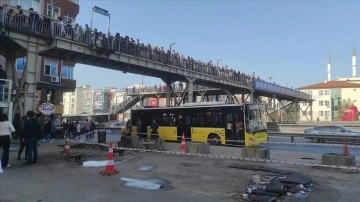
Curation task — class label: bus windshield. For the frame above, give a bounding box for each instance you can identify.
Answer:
[245,104,267,134]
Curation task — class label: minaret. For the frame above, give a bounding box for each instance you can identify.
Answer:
[327,52,331,81]
[352,44,357,77]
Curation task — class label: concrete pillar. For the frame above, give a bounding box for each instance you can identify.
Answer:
[278,100,281,123]
[139,95,143,107]
[166,82,171,106]
[310,101,313,121]
[295,99,298,122]
[273,95,276,122]
[249,90,254,103]
[23,44,40,113]
[187,79,194,103]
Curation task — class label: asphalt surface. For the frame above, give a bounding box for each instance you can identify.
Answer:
[1,136,360,202]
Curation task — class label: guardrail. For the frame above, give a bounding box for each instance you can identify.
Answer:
[269,132,360,144]
[94,127,360,145]
[276,122,360,129]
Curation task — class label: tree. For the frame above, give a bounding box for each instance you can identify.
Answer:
[338,98,353,119]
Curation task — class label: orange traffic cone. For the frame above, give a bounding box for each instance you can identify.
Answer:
[343,141,349,156]
[179,132,186,151]
[100,142,119,176]
[62,137,70,155]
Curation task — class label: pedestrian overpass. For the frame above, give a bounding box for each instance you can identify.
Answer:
[0,5,312,122]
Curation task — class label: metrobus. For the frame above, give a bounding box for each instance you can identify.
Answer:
[130,102,268,146]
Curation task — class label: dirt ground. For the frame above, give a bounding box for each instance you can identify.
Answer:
[0,140,359,202]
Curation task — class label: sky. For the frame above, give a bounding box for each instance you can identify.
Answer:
[74,0,360,90]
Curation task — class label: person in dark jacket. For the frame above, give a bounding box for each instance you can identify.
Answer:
[24,111,41,165]
[17,115,27,160]
[150,118,158,139]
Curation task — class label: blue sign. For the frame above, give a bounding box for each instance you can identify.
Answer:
[254,79,311,100]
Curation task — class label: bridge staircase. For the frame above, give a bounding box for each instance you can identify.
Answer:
[113,96,140,114]
[267,122,281,133]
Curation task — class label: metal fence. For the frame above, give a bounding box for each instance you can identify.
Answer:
[0,4,253,86]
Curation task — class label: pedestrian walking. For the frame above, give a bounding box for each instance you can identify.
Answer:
[0,113,15,168]
[24,110,41,165]
[17,115,28,160]
[76,121,81,140]
[84,119,91,139]
[90,120,96,139]
[44,114,56,142]
[126,119,132,136]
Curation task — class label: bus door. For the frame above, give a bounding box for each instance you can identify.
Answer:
[235,113,245,145]
[177,113,191,141]
[225,113,236,143]
[176,113,185,141]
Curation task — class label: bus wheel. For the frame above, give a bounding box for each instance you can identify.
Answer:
[208,134,221,146]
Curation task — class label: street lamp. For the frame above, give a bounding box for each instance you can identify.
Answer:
[169,43,176,53]
[217,59,222,67]
[168,43,176,65]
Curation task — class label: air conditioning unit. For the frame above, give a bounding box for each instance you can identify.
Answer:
[51,76,59,83]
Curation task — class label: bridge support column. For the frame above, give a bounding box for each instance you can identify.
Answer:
[295,99,298,122]
[166,82,171,106]
[22,44,39,113]
[186,78,196,103]
[249,90,254,103]
[310,102,313,121]
[272,95,276,122]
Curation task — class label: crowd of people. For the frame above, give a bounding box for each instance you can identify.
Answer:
[0,111,41,169]
[0,4,255,87]
[0,110,100,169]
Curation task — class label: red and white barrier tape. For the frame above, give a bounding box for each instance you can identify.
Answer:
[69,140,360,171]
[266,141,360,148]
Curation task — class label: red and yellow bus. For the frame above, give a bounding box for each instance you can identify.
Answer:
[131,102,268,147]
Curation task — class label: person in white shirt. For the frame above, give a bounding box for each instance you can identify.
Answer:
[0,113,15,168]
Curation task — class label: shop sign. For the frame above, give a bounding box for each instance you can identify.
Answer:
[38,102,56,115]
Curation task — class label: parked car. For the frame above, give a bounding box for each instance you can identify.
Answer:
[304,125,360,144]
[110,122,126,133]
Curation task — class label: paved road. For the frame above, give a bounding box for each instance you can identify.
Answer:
[1,136,360,202]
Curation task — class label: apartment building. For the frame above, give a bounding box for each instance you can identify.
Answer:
[0,0,79,114]
[63,85,93,115]
[299,50,360,121]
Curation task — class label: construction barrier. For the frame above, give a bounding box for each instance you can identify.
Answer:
[70,140,360,172]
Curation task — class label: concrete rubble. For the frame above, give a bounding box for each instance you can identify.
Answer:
[229,164,315,202]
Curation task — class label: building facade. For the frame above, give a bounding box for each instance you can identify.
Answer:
[299,49,360,121]
[0,0,79,115]
[63,85,93,115]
